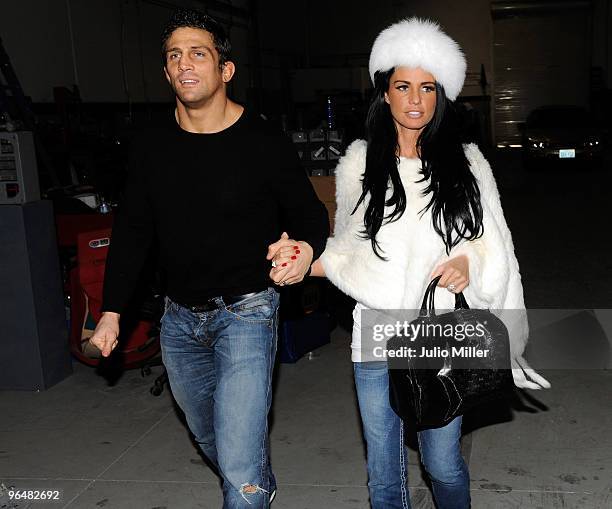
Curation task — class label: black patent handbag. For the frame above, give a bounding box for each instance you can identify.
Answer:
[387,275,514,428]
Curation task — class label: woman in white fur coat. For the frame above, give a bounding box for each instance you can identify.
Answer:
[268,17,550,509]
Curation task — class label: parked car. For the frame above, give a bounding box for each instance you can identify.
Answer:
[521,105,605,170]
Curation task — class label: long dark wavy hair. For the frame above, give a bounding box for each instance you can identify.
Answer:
[353,68,483,259]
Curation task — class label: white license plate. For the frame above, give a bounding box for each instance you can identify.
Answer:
[559,149,575,159]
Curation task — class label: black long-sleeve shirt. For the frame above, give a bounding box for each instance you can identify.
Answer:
[102,110,329,312]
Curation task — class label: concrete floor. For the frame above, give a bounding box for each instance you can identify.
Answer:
[2,150,611,509]
[0,326,610,509]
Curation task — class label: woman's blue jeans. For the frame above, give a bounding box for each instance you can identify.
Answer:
[160,289,279,509]
[353,361,471,509]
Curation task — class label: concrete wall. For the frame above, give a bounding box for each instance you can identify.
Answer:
[2,1,610,104]
[257,0,492,102]
[1,0,76,103]
[257,0,611,103]
[592,0,612,87]
[0,0,251,103]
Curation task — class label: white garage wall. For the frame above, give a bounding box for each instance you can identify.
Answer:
[493,6,591,145]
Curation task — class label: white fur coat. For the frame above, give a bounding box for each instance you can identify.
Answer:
[320,140,529,357]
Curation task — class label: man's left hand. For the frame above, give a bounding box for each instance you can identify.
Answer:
[266,232,313,286]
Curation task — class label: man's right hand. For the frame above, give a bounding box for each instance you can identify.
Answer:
[89,312,121,357]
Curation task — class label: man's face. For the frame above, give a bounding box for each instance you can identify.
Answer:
[163,27,233,106]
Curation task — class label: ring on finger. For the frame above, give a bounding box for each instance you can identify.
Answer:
[271,260,277,268]
[447,283,457,293]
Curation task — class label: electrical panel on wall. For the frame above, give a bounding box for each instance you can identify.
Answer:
[0,131,40,204]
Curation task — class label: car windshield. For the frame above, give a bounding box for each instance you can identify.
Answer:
[527,107,591,128]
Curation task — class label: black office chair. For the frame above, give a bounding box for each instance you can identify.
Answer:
[140,347,168,396]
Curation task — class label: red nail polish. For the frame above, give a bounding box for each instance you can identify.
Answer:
[291,255,297,260]
[282,263,287,267]
[293,246,299,249]
[295,250,301,254]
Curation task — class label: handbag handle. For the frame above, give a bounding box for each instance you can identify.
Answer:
[420,275,469,316]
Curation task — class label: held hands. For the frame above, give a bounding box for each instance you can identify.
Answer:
[266,232,314,286]
[431,255,469,293]
[89,312,121,357]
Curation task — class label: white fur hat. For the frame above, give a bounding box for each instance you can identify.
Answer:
[368,17,466,100]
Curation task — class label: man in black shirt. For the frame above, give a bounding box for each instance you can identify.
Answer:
[90,9,328,508]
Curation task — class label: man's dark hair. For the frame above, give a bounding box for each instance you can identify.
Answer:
[161,8,231,67]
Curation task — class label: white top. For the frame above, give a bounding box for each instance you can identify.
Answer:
[351,156,421,362]
[351,302,367,362]
[321,140,529,362]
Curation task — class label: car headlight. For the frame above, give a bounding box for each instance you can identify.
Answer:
[527,137,546,149]
[584,136,602,147]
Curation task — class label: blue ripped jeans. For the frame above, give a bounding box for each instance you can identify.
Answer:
[354,361,470,509]
[160,288,279,509]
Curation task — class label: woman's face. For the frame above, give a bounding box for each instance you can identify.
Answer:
[384,67,437,132]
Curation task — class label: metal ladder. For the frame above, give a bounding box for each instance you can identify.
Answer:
[0,36,60,187]
[0,37,35,129]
